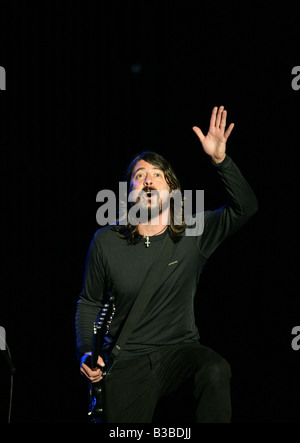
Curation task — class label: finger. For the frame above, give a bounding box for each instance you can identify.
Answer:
[209,106,218,128]
[81,366,103,382]
[81,362,101,378]
[215,106,224,128]
[220,109,227,131]
[224,122,235,140]
[80,365,91,378]
[192,126,205,143]
[91,374,103,383]
[81,367,103,382]
[97,355,105,367]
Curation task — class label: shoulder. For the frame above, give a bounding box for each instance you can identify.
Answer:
[93,225,120,249]
[94,224,119,239]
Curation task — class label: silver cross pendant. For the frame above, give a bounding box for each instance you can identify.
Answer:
[144,236,150,247]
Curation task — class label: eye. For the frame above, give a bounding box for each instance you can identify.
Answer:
[154,172,162,178]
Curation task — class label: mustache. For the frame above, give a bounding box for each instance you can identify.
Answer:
[140,186,159,197]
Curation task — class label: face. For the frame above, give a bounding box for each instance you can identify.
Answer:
[130,159,171,220]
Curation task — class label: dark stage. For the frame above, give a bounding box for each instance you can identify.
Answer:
[0,1,299,424]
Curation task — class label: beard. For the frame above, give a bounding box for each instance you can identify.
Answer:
[139,188,161,222]
[128,187,170,226]
[145,197,161,220]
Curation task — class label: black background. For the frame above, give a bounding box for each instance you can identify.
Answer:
[0,1,299,423]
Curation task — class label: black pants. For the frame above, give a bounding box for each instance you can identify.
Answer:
[103,342,231,423]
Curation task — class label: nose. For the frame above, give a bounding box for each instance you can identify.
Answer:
[144,174,153,186]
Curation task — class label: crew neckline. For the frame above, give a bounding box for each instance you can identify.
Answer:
[140,228,169,242]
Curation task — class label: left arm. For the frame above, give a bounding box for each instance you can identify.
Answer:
[192,106,258,258]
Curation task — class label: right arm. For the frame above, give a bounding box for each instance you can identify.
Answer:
[75,232,106,381]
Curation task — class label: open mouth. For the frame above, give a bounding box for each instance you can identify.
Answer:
[140,187,159,200]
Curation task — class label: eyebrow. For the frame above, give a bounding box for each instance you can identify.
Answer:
[132,167,162,176]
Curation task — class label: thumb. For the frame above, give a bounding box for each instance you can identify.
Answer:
[192,126,205,143]
[97,355,105,367]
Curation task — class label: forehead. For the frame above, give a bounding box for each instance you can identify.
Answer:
[131,159,162,175]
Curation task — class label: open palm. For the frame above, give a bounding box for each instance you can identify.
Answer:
[193,106,234,163]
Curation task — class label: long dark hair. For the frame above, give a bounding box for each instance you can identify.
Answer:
[113,151,186,244]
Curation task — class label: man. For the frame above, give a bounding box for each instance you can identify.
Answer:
[75,106,258,423]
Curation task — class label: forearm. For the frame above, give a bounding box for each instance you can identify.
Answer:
[75,232,106,359]
[212,155,258,219]
[75,298,101,360]
[196,155,258,258]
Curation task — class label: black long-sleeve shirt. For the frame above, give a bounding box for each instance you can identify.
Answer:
[75,155,258,361]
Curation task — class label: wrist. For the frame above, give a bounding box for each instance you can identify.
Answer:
[211,153,226,164]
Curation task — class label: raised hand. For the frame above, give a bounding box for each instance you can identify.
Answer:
[192,106,234,163]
